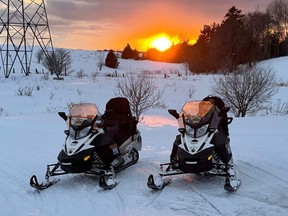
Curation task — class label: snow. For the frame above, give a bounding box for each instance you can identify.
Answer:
[0,50,288,216]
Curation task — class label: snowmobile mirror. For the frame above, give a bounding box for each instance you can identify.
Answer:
[58,112,68,121]
[64,130,69,135]
[168,109,179,119]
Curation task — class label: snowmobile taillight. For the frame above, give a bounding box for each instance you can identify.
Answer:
[84,155,91,161]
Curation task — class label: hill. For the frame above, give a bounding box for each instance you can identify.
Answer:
[0,50,287,216]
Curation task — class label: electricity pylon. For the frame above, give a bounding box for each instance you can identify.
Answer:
[0,0,55,78]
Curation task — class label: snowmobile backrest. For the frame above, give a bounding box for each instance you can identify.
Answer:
[103,97,134,126]
[202,96,225,110]
[104,97,138,143]
[203,96,231,135]
[105,97,132,116]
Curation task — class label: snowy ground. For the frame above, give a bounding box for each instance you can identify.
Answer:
[0,50,288,216]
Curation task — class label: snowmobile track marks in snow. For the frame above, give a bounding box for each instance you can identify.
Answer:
[179,178,223,215]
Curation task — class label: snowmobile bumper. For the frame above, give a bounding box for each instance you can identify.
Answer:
[57,149,94,173]
[177,146,214,173]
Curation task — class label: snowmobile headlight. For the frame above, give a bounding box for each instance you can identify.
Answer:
[77,127,90,139]
[195,125,208,138]
[69,128,76,138]
[185,125,194,136]
[70,127,90,140]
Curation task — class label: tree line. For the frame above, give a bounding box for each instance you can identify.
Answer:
[123,0,288,73]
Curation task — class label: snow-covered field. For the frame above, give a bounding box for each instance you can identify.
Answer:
[0,50,288,216]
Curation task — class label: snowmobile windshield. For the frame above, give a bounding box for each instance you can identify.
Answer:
[178,100,213,127]
[181,101,213,119]
[68,104,100,140]
[178,101,214,138]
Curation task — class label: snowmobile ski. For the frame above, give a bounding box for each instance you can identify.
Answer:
[147,174,171,190]
[224,176,241,192]
[30,175,60,190]
[99,174,119,190]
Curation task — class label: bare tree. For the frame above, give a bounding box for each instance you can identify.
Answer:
[35,49,44,63]
[96,51,105,71]
[267,0,288,38]
[266,0,288,56]
[115,73,164,119]
[212,65,278,117]
[41,48,72,77]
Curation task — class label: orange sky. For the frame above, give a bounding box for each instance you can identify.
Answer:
[45,0,272,51]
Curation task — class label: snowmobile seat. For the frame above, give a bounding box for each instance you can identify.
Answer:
[103,97,138,145]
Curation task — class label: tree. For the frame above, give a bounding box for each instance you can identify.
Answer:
[35,49,44,63]
[210,6,245,70]
[41,48,72,77]
[105,50,119,68]
[121,44,139,59]
[97,51,105,71]
[212,65,278,117]
[115,73,164,119]
[242,11,272,62]
[267,0,288,56]
[188,23,219,72]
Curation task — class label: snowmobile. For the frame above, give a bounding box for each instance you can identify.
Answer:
[147,96,241,192]
[30,97,142,190]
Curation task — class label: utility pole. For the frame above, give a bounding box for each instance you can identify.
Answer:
[0,0,55,78]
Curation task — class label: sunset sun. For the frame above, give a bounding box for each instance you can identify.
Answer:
[151,36,172,52]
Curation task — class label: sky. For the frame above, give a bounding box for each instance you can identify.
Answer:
[43,0,272,51]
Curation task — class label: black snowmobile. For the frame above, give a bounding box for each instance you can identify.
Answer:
[30,97,142,190]
[147,96,241,192]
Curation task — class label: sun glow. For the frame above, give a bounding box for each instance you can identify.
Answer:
[151,36,172,51]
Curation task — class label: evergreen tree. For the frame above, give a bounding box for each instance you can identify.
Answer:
[209,6,245,70]
[105,50,119,68]
[121,44,139,59]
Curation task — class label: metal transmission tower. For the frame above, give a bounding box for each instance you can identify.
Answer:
[0,0,55,78]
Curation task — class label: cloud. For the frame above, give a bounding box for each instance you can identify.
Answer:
[43,0,272,50]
